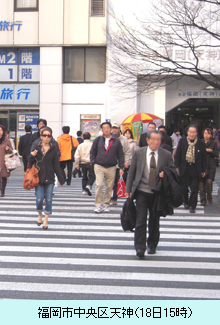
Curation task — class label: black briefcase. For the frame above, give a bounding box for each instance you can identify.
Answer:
[120,198,136,232]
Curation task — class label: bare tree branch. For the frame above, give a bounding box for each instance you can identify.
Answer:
[107,0,220,95]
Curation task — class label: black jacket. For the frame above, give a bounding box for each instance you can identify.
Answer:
[90,136,124,169]
[77,137,84,145]
[139,132,148,147]
[202,139,218,180]
[18,133,32,159]
[152,167,183,217]
[175,137,207,179]
[30,130,40,145]
[28,141,64,185]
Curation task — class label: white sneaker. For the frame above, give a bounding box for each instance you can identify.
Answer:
[82,191,87,195]
[94,206,103,213]
[85,185,92,196]
[103,206,110,213]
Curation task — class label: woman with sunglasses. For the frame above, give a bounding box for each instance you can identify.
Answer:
[29,127,64,229]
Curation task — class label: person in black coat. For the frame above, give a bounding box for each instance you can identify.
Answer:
[18,124,32,171]
[199,128,218,205]
[29,127,64,230]
[30,118,47,145]
[175,124,207,213]
[72,130,84,178]
[158,125,173,149]
[138,122,156,147]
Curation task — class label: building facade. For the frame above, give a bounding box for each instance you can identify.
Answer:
[0,0,107,146]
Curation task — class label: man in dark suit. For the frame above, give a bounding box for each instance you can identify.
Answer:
[158,125,173,149]
[138,122,156,147]
[72,130,84,178]
[18,124,32,171]
[175,124,207,213]
[126,130,174,258]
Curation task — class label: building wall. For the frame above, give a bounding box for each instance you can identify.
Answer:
[0,0,107,139]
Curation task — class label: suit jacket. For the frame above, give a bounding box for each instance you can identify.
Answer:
[18,133,32,159]
[138,132,148,147]
[174,137,207,178]
[126,147,174,196]
[164,135,172,148]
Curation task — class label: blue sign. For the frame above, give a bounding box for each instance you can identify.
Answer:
[0,48,40,82]
[18,113,39,131]
[0,49,18,65]
[0,84,39,105]
[19,48,40,65]
[19,48,40,81]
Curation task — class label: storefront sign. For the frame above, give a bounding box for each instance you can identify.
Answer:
[80,114,101,140]
[0,21,22,31]
[18,113,39,131]
[132,121,142,141]
[81,114,100,120]
[0,84,39,105]
[0,48,40,82]
[178,91,220,98]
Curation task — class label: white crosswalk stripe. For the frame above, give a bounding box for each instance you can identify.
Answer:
[0,176,219,300]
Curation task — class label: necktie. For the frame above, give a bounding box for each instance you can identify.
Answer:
[149,152,157,188]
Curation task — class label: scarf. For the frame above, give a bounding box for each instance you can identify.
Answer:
[186,136,197,163]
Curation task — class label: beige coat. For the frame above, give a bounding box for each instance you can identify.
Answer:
[74,140,93,167]
[118,135,131,164]
[0,138,13,178]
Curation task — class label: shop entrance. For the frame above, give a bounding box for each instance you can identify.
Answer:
[166,98,220,136]
[0,109,39,149]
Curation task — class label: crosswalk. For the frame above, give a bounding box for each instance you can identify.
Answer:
[0,175,219,299]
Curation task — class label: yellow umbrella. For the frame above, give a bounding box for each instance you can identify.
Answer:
[122,112,162,124]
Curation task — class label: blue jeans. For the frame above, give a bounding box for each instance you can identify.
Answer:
[36,183,54,215]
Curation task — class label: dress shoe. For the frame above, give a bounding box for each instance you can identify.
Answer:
[190,207,195,213]
[184,203,189,209]
[147,246,156,254]
[136,249,145,258]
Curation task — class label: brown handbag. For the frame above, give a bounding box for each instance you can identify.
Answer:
[23,163,39,190]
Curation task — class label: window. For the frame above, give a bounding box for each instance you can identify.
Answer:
[91,0,105,17]
[14,0,38,11]
[64,47,106,83]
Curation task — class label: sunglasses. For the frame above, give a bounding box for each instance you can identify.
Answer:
[42,134,52,138]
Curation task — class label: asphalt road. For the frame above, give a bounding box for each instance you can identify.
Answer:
[0,166,220,300]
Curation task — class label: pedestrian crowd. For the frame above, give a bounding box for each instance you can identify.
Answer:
[0,119,219,257]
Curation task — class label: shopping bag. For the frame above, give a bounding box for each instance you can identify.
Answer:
[4,150,21,172]
[116,175,126,198]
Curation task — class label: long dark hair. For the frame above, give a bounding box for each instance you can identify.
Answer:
[0,125,6,144]
[123,129,134,139]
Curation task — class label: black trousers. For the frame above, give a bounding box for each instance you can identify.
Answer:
[72,167,82,177]
[135,190,160,252]
[0,177,7,196]
[180,164,199,209]
[60,160,73,185]
[80,163,95,190]
[22,157,28,172]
